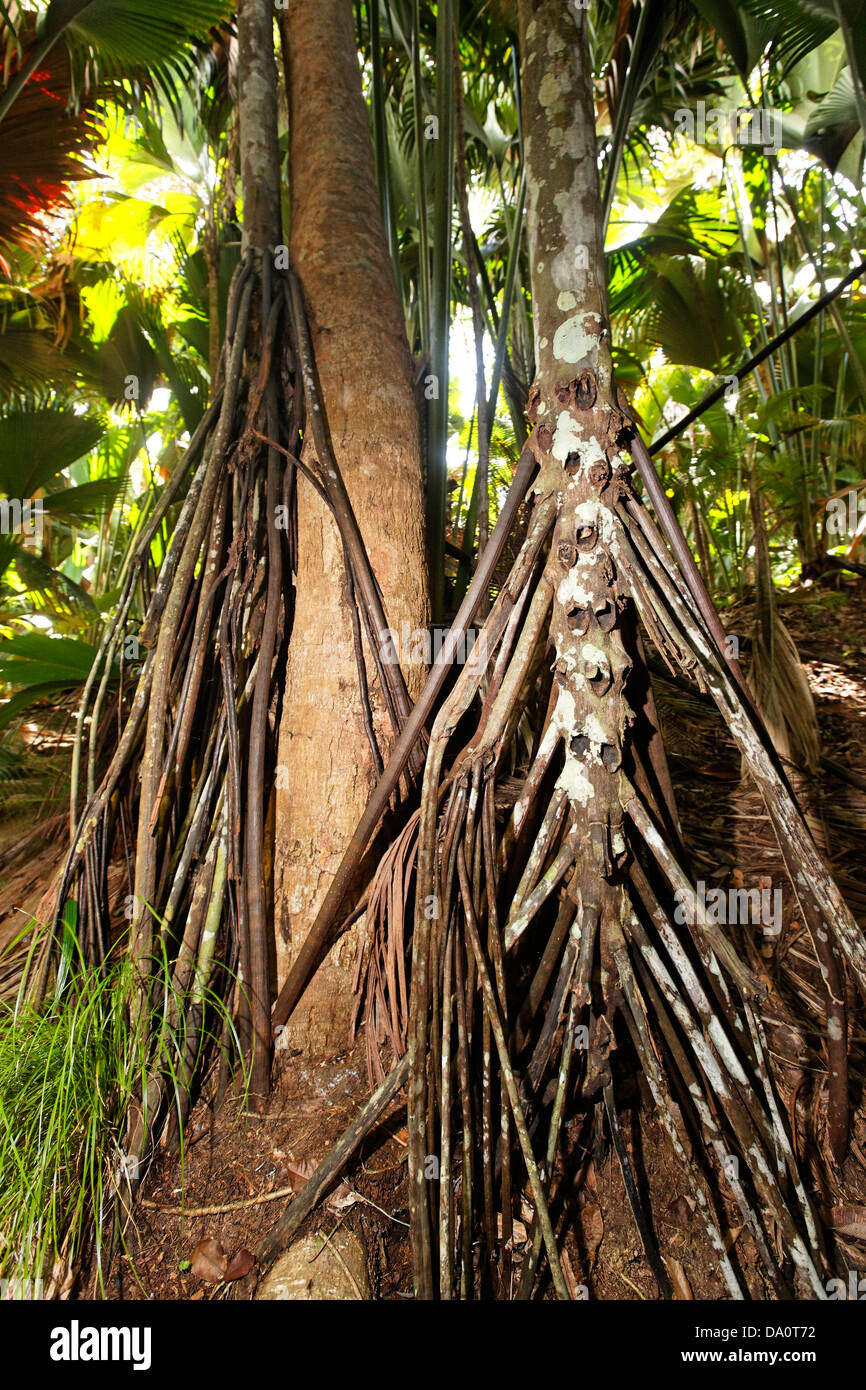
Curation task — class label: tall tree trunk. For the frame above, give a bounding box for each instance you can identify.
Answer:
[237,0,281,257]
[518,0,633,986]
[275,0,428,1056]
[401,0,841,1299]
[236,0,284,1103]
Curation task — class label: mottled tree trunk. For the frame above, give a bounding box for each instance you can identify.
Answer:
[519,0,633,985]
[275,0,428,1056]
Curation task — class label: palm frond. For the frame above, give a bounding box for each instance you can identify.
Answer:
[741,0,838,76]
[0,46,98,252]
[0,407,104,497]
[10,550,99,622]
[42,476,123,521]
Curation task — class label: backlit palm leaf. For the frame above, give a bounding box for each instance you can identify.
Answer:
[0,47,98,253]
[0,1,232,249]
[0,407,104,497]
[11,549,99,621]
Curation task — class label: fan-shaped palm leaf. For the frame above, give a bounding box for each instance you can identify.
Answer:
[0,46,98,253]
[42,476,123,520]
[0,1,233,124]
[741,0,840,76]
[0,325,94,402]
[630,255,748,370]
[0,407,104,497]
[9,549,99,622]
[0,1,232,251]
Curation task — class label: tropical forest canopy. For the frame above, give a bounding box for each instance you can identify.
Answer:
[1,1,864,756]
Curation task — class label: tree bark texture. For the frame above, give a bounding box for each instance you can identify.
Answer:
[275,0,428,1056]
[519,0,633,974]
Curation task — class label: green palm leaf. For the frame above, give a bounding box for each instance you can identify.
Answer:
[0,632,103,687]
[637,256,746,371]
[0,1,233,124]
[0,326,93,404]
[0,681,73,733]
[42,476,124,521]
[0,408,104,497]
[49,0,231,70]
[690,0,778,78]
[10,550,99,621]
[741,1,860,80]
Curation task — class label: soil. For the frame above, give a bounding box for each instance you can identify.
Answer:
[92,1052,414,1302]
[5,579,866,1301]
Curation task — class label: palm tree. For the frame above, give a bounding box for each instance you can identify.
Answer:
[37,0,430,1140]
[273,0,429,1057]
[264,0,866,1300]
[1,0,865,1302]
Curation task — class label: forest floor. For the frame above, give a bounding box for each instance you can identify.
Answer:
[3,579,866,1300]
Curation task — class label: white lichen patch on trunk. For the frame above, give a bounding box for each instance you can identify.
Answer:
[552,313,599,365]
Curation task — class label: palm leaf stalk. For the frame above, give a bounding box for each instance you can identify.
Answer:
[648,259,866,453]
[775,168,866,403]
[427,0,455,622]
[451,171,528,612]
[600,0,658,236]
[369,0,400,284]
[265,0,864,1300]
[453,43,490,578]
[470,213,531,445]
[724,155,786,469]
[410,0,431,348]
[763,149,815,550]
[485,168,526,433]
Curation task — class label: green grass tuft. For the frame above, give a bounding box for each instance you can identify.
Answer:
[0,924,245,1299]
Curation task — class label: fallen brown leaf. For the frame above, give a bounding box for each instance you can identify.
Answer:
[579,1202,604,1266]
[190,1238,227,1284]
[285,1160,354,1211]
[286,1160,315,1190]
[224,1249,255,1282]
[666,1257,694,1300]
